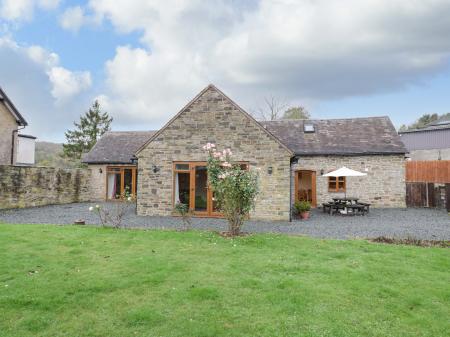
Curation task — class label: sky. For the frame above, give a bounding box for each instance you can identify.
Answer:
[1,0,450,142]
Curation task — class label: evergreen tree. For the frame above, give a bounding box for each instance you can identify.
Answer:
[63,100,113,160]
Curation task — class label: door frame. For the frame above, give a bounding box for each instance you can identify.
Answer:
[294,170,317,208]
[173,161,222,217]
[105,165,137,200]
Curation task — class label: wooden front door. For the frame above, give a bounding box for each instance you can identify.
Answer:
[295,170,317,207]
[174,162,221,217]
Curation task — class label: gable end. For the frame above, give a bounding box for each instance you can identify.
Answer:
[135,84,293,156]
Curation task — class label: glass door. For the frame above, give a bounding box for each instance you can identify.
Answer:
[194,165,208,215]
[173,162,222,217]
[106,166,137,200]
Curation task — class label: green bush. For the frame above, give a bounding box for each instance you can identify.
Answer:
[293,200,311,215]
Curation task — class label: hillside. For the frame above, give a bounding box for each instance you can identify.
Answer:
[35,142,81,168]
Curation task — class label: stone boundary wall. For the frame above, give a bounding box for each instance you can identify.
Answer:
[0,165,92,209]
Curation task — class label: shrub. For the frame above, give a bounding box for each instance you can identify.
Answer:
[89,190,134,228]
[293,200,311,215]
[174,202,192,231]
[203,143,259,236]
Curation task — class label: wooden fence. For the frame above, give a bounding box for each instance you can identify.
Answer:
[405,160,450,210]
[406,160,450,183]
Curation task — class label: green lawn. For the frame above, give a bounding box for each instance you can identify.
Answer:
[0,224,449,337]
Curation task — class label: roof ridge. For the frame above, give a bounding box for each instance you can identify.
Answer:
[105,130,157,134]
[261,116,390,123]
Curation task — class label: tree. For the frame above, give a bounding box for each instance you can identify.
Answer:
[204,143,259,236]
[63,100,113,160]
[399,113,440,131]
[282,106,310,120]
[255,95,289,120]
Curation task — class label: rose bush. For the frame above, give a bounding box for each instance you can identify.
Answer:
[203,143,259,236]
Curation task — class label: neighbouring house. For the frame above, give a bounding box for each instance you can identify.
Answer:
[399,115,450,161]
[0,86,36,166]
[84,84,407,220]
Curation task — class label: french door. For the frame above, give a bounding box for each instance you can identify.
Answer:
[106,166,137,200]
[173,162,221,217]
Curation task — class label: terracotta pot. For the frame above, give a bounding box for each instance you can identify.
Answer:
[300,211,310,220]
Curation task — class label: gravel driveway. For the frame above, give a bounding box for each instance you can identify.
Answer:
[1,202,449,240]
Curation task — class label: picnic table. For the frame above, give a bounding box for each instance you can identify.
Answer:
[332,197,359,204]
[323,197,370,216]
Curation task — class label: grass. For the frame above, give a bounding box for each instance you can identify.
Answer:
[0,224,449,337]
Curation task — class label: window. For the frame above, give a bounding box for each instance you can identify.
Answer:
[173,161,248,216]
[328,176,346,192]
[304,124,315,133]
[106,166,137,200]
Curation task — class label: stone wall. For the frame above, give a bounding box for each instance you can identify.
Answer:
[407,148,450,161]
[291,155,406,208]
[0,102,18,165]
[0,165,93,209]
[88,164,107,200]
[137,85,292,220]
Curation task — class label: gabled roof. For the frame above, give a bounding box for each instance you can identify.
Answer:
[135,84,293,156]
[0,86,27,126]
[82,131,156,164]
[261,116,407,155]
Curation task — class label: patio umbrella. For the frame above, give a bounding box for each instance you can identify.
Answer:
[323,166,367,199]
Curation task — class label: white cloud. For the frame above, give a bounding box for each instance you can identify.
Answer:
[8,39,93,103]
[86,0,450,128]
[0,36,93,140]
[59,6,85,33]
[0,0,59,21]
[47,67,91,103]
[27,45,59,67]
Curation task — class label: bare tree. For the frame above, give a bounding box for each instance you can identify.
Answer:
[254,95,289,121]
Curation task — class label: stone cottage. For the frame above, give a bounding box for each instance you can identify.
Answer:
[84,84,407,221]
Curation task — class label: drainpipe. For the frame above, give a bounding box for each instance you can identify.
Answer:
[11,126,25,165]
[130,155,138,214]
[289,156,300,222]
[289,165,292,222]
[289,157,295,222]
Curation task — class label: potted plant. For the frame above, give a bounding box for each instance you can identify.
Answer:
[293,200,312,220]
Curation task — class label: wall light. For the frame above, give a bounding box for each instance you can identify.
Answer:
[99,168,103,174]
[320,169,324,176]
[152,165,160,173]
[267,166,273,175]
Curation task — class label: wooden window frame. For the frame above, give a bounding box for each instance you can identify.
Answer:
[172,161,249,217]
[105,165,137,200]
[328,176,346,193]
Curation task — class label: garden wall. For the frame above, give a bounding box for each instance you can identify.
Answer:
[0,165,92,209]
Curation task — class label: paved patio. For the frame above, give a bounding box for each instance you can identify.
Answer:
[0,202,449,240]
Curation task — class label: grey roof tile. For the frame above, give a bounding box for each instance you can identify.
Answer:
[82,131,156,164]
[84,116,406,163]
[260,116,407,155]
